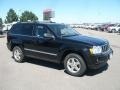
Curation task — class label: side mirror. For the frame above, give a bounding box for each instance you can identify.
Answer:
[44,33,55,40]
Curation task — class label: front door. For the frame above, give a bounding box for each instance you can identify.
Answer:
[26,24,62,63]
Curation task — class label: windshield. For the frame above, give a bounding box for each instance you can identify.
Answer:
[48,24,79,37]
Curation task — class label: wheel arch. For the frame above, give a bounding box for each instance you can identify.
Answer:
[8,39,24,51]
[10,42,24,51]
[60,50,88,67]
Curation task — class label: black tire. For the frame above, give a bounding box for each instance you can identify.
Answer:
[112,29,116,33]
[118,29,120,34]
[13,46,24,63]
[64,53,86,76]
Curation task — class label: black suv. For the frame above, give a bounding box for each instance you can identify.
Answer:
[7,22,113,76]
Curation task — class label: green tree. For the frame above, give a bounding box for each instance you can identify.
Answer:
[0,18,2,27]
[6,9,18,23]
[20,11,38,22]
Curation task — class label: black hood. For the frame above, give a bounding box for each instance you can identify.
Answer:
[63,35,108,46]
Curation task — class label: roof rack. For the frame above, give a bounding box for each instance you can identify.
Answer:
[19,20,56,24]
[38,21,56,23]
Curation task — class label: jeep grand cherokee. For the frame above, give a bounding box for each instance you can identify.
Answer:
[7,22,113,76]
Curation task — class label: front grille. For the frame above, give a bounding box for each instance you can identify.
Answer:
[102,44,110,52]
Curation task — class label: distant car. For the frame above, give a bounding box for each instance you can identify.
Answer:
[2,24,9,32]
[104,24,115,32]
[90,25,95,30]
[89,24,101,30]
[2,22,17,33]
[97,24,108,31]
[107,24,120,33]
[84,25,91,29]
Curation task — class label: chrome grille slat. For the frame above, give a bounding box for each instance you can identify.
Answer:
[102,44,109,52]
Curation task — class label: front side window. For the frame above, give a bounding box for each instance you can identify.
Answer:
[36,25,51,37]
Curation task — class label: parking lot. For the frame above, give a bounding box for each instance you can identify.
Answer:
[0,28,120,90]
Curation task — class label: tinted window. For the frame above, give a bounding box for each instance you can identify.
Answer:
[10,24,33,36]
[36,25,51,37]
[22,24,33,36]
[10,24,23,34]
[47,24,61,36]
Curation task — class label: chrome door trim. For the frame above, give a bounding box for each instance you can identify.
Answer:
[24,48,57,56]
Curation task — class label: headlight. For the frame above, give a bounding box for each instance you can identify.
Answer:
[90,46,102,54]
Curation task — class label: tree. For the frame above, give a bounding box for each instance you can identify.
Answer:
[6,9,18,23]
[0,18,2,27]
[20,11,38,22]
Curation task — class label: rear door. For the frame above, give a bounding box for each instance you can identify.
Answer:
[21,23,35,50]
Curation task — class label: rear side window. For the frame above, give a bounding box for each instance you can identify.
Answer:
[22,24,33,36]
[10,24,33,36]
[10,24,23,34]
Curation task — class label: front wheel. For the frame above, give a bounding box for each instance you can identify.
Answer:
[64,53,87,76]
[13,46,24,63]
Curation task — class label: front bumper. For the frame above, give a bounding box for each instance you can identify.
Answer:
[87,48,113,69]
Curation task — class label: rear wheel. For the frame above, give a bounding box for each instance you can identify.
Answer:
[64,53,86,76]
[13,46,24,63]
[112,29,116,33]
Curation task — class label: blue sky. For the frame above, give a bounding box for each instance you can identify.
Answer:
[0,0,120,23]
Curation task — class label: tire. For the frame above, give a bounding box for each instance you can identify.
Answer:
[107,30,111,33]
[112,29,116,33]
[118,29,120,34]
[13,46,24,63]
[64,53,86,76]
